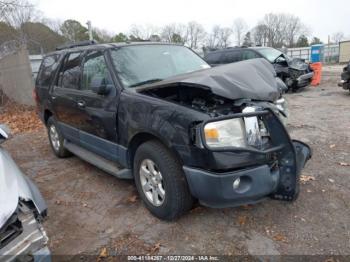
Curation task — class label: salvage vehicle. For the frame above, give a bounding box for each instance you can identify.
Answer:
[338,60,350,92]
[0,125,50,260]
[34,42,311,220]
[204,46,314,92]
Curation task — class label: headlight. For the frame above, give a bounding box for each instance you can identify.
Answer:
[204,118,246,148]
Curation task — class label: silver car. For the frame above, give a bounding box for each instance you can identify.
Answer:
[0,125,51,261]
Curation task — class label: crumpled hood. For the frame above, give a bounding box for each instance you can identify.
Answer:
[0,148,47,229]
[136,58,282,102]
[287,58,309,70]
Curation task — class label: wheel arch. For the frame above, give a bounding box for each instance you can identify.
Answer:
[127,131,184,170]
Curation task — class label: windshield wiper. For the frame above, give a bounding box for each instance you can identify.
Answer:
[130,78,164,87]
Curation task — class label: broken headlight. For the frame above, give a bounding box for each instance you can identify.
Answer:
[204,118,247,148]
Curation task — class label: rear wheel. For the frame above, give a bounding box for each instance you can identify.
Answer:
[133,140,193,220]
[47,117,71,158]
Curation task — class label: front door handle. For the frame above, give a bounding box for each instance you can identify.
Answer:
[77,101,86,108]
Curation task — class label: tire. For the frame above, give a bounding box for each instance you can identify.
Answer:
[46,117,71,158]
[133,140,193,220]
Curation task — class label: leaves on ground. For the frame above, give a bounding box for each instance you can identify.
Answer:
[238,216,247,226]
[273,233,288,243]
[0,102,43,134]
[150,242,161,254]
[300,175,316,183]
[127,195,139,203]
[98,247,108,258]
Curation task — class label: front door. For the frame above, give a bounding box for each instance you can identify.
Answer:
[76,50,119,161]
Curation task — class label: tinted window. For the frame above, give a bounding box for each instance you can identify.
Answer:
[242,50,260,60]
[58,52,82,89]
[36,54,60,87]
[222,51,242,63]
[205,52,223,64]
[81,51,112,91]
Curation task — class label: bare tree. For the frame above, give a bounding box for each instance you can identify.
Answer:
[129,24,159,40]
[185,21,206,49]
[161,23,187,44]
[41,17,63,34]
[252,24,268,46]
[232,18,247,46]
[205,25,232,49]
[206,25,221,48]
[332,32,344,44]
[3,0,38,29]
[0,0,20,18]
[218,27,232,48]
[283,14,307,47]
[253,13,308,48]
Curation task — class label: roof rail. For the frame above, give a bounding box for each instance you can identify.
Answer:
[56,40,98,51]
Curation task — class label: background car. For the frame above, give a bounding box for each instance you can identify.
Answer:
[0,125,50,261]
[204,46,314,92]
[338,60,350,92]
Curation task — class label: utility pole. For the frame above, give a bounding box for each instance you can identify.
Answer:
[86,21,93,41]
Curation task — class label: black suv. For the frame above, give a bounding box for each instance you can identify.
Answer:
[204,47,314,92]
[34,41,311,220]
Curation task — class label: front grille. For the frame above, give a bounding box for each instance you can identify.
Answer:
[0,213,23,249]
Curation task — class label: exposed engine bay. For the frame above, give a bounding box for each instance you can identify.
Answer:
[141,84,286,119]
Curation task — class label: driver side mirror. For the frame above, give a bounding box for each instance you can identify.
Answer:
[0,124,11,144]
[90,76,111,95]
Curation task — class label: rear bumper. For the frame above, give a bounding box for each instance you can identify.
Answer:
[183,141,312,208]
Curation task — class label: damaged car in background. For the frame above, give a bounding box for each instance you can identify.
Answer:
[0,125,50,261]
[338,60,350,93]
[204,46,314,92]
[34,42,311,220]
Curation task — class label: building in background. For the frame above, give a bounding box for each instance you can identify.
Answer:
[339,40,350,63]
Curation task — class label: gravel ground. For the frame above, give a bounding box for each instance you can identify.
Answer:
[3,65,350,257]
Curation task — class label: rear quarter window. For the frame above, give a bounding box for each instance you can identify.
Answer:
[204,52,223,64]
[36,54,61,87]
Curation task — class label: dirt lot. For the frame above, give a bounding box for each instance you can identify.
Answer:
[3,65,350,257]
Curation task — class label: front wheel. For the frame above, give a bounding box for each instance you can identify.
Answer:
[133,140,193,220]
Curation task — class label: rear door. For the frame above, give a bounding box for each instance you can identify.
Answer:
[50,52,84,143]
[75,50,119,161]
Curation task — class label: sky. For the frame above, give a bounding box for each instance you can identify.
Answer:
[33,0,350,43]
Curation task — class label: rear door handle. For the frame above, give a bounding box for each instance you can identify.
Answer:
[77,101,86,108]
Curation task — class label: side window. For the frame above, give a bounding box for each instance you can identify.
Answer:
[205,52,223,64]
[36,54,60,87]
[58,52,83,89]
[242,50,260,60]
[81,51,112,91]
[222,51,242,63]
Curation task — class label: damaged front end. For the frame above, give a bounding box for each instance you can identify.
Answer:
[134,58,311,208]
[138,84,311,208]
[338,64,350,91]
[184,107,311,208]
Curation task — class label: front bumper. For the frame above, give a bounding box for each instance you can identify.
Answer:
[338,80,350,90]
[296,72,314,87]
[184,109,312,208]
[0,208,51,262]
[183,141,311,208]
